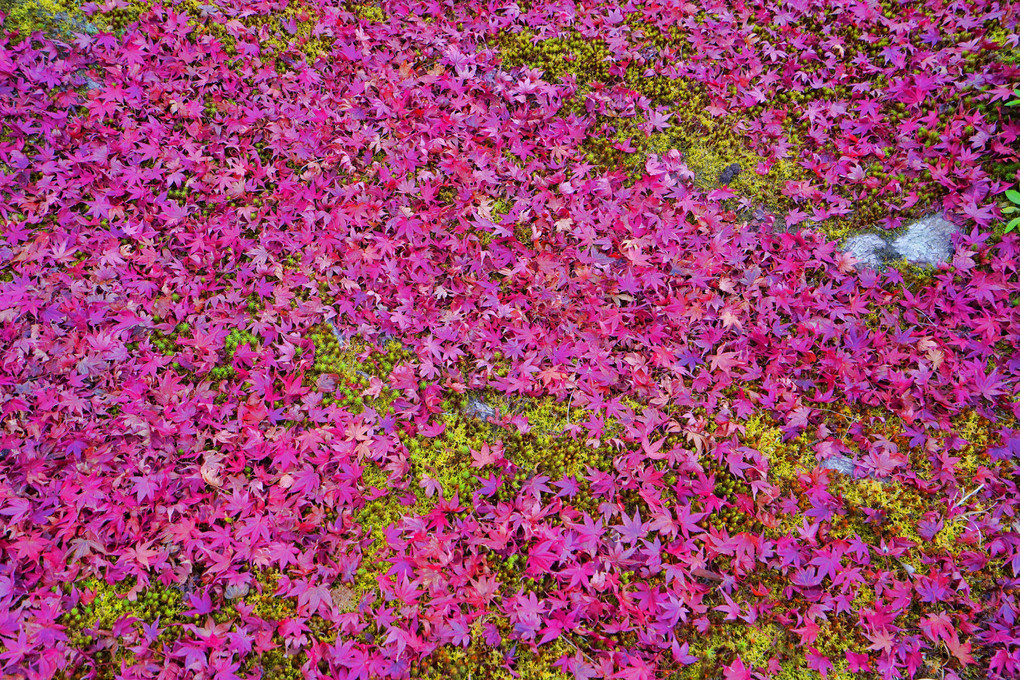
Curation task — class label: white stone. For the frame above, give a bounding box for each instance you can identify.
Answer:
[891,214,960,265]
[842,233,888,269]
[464,395,496,421]
[819,455,856,475]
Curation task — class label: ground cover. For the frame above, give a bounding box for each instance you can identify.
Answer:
[1,0,1020,679]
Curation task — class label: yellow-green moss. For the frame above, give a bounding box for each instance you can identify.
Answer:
[93,0,335,64]
[667,618,872,680]
[91,1,141,32]
[245,646,305,680]
[491,197,512,222]
[675,623,785,679]
[496,20,801,211]
[739,403,1015,569]
[951,410,1001,475]
[208,325,259,383]
[55,568,342,680]
[828,476,959,562]
[351,3,386,23]
[56,577,186,680]
[0,0,81,39]
[740,413,816,488]
[61,576,184,634]
[494,13,977,240]
[986,24,1020,65]
[249,569,297,621]
[305,325,407,415]
[420,623,574,680]
[149,320,191,357]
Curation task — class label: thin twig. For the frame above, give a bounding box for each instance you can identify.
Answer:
[912,309,937,326]
[810,406,858,422]
[561,634,596,665]
[952,483,984,511]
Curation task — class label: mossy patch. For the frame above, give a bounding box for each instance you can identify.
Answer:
[84,0,335,64]
[149,320,191,358]
[986,23,1020,66]
[419,618,576,680]
[207,325,259,383]
[54,569,338,680]
[305,323,408,415]
[0,0,90,40]
[351,2,386,23]
[493,11,999,241]
[56,577,186,680]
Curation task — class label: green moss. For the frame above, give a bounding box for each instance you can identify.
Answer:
[225,326,259,356]
[140,0,334,64]
[496,20,796,206]
[887,258,940,289]
[248,570,297,621]
[92,2,141,32]
[436,185,458,206]
[740,404,1015,569]
[469,196,513,246]
[245,291,265,314]
[829,476,947,559]
[150,321,191,357]
[0,0,84,40]
[57,577,186,680]
[420,623,575,680]
[351,2,385,23]
[950,410,1001,478]
[305,324,408,415]
[675,623,786,679]
[322,344,625,602]
[669,613,875,680]
[986,24,1020,65]
[497,30,610,85]
[494,14,966,240]
[740,413,816,487]
[246,646,304,680]
[61,576,184,633]
[644,113,792,195]
[241,570,335,680]
[54,566,335,680]
[491,198,512,221]
[207,325,260,384]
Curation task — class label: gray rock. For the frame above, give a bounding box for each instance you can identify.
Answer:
[843,233,888,269]
[71,68,104,90]
[890,214,960,265]
[639,45,659,61]
[53,12,98,34]
[819,455,856,475]
[463,395,496,421]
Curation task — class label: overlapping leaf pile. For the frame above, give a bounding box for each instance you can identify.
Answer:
[1,0,1020,679]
